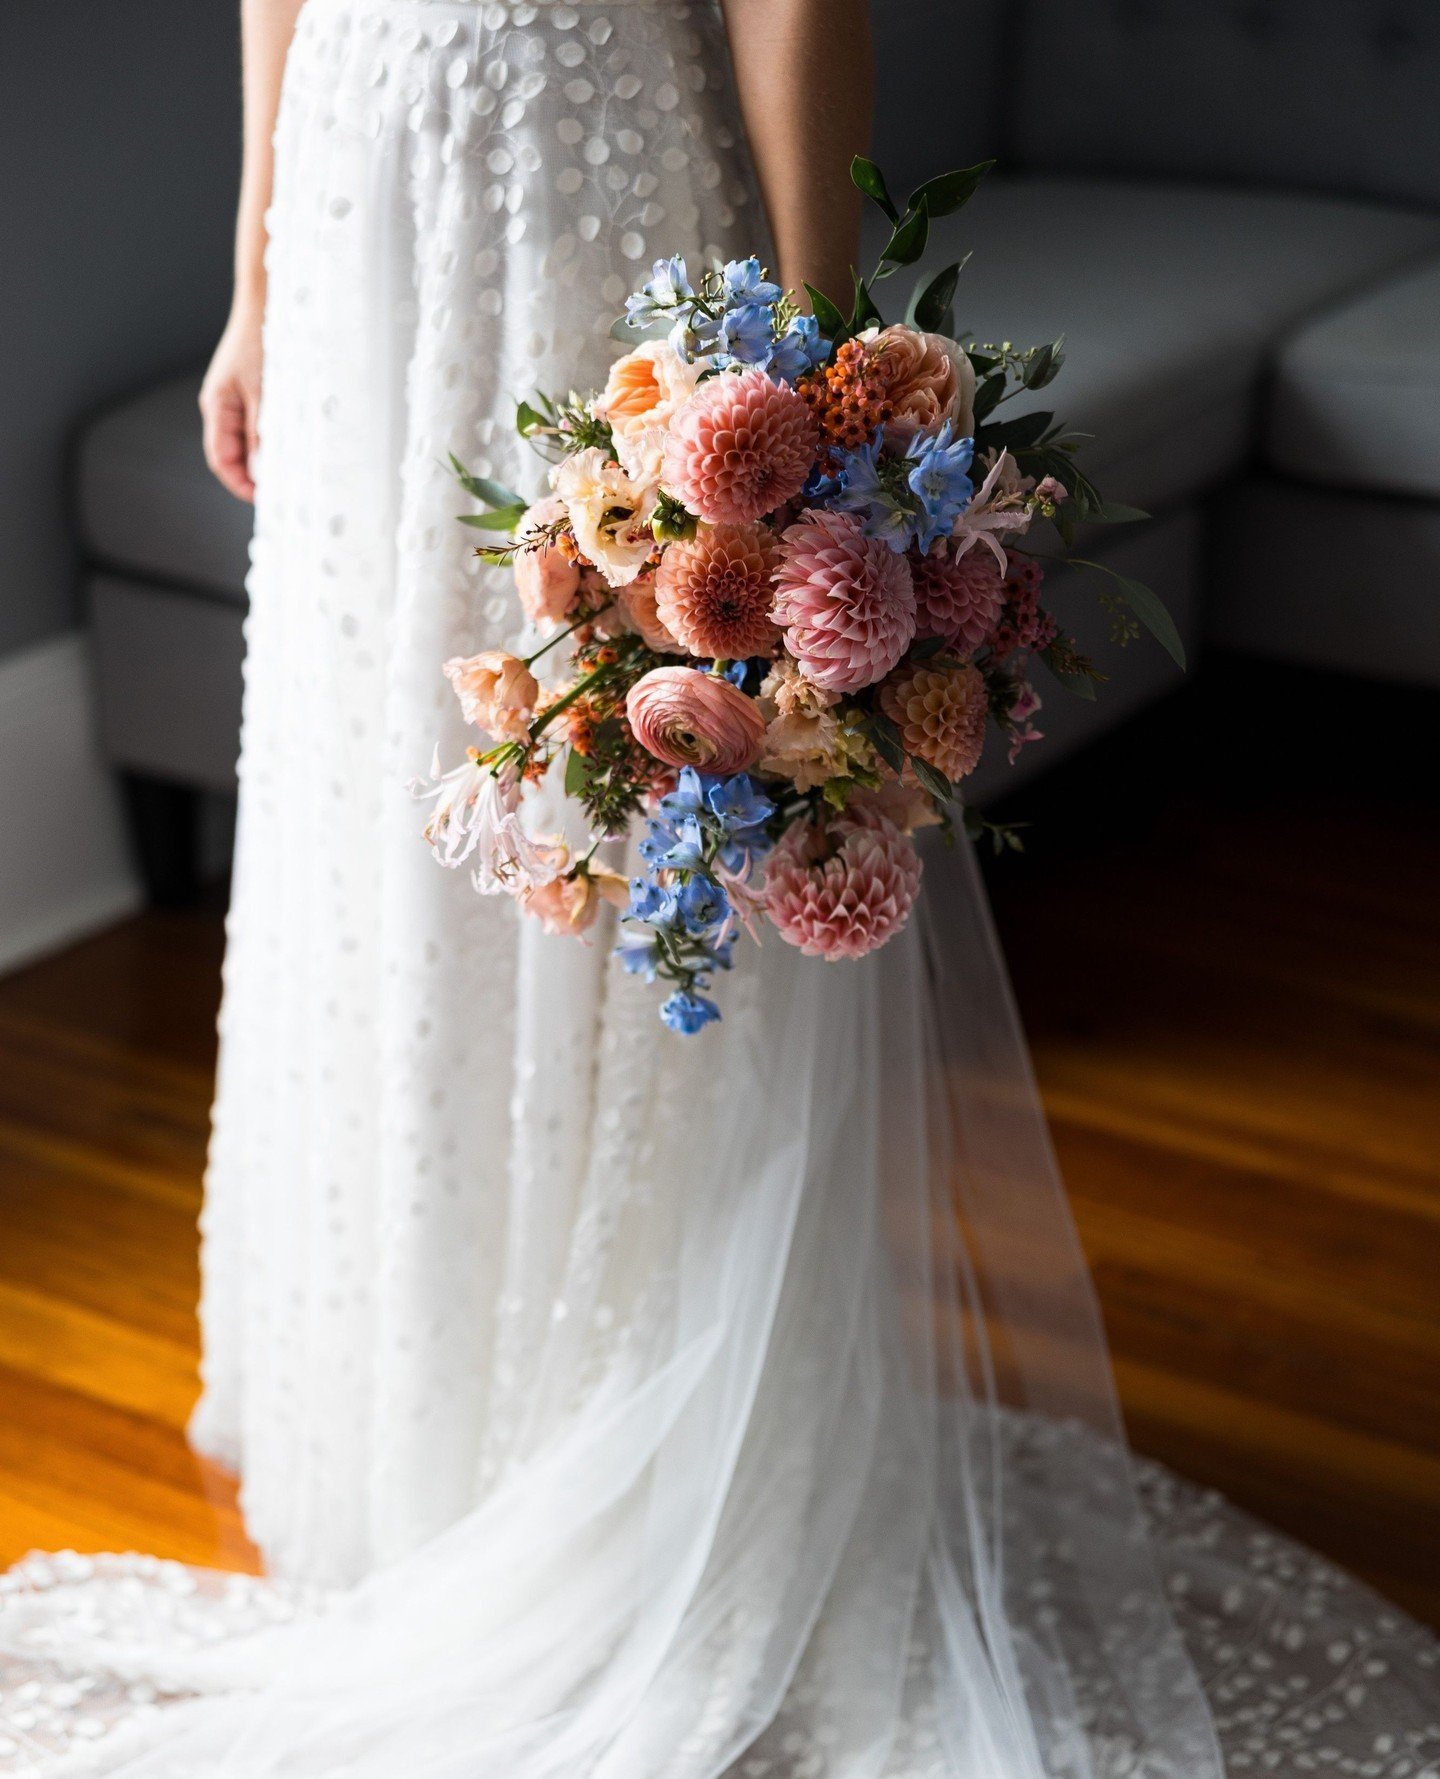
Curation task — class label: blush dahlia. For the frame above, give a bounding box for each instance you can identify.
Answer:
[662,368,819,525]
[655,522,780,660]
[764,807,923,961]
[772,510,916,693]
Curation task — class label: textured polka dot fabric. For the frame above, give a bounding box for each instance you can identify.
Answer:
[193,0,761,1588]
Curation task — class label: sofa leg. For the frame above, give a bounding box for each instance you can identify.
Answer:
[120,773,202,908]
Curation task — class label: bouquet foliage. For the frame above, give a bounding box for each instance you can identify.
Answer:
[417,160,1181,1032]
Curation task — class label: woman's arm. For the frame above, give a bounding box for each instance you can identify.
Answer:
[720,0,873,305]
[200,0,305,501]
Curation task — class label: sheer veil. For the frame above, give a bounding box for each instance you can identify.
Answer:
[0,832,1228,1778]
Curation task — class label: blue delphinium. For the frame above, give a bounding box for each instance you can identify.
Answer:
[616,768,775,1032]
[767,314,831,384]
[906,422,975,551]
[832,432,918,552]
[832,422,977,554]
[716,302,777,368]
[721,257,782,308]
[660,990,722,1035]
[625,255,693,328]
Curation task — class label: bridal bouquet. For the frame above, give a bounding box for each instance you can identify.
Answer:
[418,160,1182,1032]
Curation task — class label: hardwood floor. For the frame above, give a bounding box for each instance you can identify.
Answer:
[0,662,1436,1620]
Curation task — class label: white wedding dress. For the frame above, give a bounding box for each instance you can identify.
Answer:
[2,2,1438,1775]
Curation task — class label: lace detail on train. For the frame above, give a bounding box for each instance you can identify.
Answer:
[4,1,1436,1775]
[2,1431,1436,1778]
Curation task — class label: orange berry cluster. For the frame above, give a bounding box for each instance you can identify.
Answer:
[799,338,895,453]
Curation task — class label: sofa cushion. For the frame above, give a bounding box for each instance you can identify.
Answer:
[1012,0,1440,214]
[1210,477,1440,687]
[866,176,1440,512]
[1266,253,1440,500]
[78,375,253,602]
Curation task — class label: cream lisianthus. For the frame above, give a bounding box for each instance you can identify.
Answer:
[552,447,658,588]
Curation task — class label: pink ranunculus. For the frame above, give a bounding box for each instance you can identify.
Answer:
[764,806,922,961]
[513,495,582,627]
[443,649,539,740]
[771,510,916,693]
[662,367,818,525]
[625,666,766,775]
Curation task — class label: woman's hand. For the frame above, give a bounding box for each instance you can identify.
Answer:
[200,305,265,502]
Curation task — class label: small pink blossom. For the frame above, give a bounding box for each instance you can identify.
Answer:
[951,450,1035,572]
[513,496,582,627]
[443,650,539,740]
[520,864,629,936]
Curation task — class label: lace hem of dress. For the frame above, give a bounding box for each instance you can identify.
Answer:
[2,1430,1436,1779]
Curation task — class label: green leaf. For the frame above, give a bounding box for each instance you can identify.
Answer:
[804,282,848,342]
[908,261,961,333]
[1071,560,1187,669]
[906,161,995,218]
[849,272,883,331]
[1039,642,1099,700]
[1111,573,1187,669]
[516,400,549,437]
[850,155,899,222]
[970,373,1006,426]
[1022,337,1065,390]
[452,468,524,509]
[1091,501,1150,524]
[910,757,955,803]
[564,747,591,798]
[868,712,907,777]
[979,409,1055,450]
[458,502,527,534]
[878,203,930,273]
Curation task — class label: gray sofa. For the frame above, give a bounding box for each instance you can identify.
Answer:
[81,0,1440,886]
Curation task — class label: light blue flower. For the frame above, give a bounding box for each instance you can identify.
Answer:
[834,435,917,552]
[678,874,731,936]
[721,257,782,308]
[615,929,663,981]
[638,820,679,868]
[705,774,774,836]
[656,815,709,874]
[660,989,722,1034]
[658,767,718,821]
[766,314,830,384]
[906,422,975,551]
[717,302,777,367]
[627,875,680,926]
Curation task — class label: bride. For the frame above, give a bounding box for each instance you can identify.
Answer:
[2,0,1437,1774]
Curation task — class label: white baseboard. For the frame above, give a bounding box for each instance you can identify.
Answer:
[0,633,142,976]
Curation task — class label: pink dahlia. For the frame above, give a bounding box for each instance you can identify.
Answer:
[764,806,922,961]
[655,522,780,659]
[662,368,818,525]
[625,666,766,775]
[910,544,1005,654]
[771,511,916,693]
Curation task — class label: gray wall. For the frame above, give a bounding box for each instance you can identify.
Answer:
[0,0,241,661]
